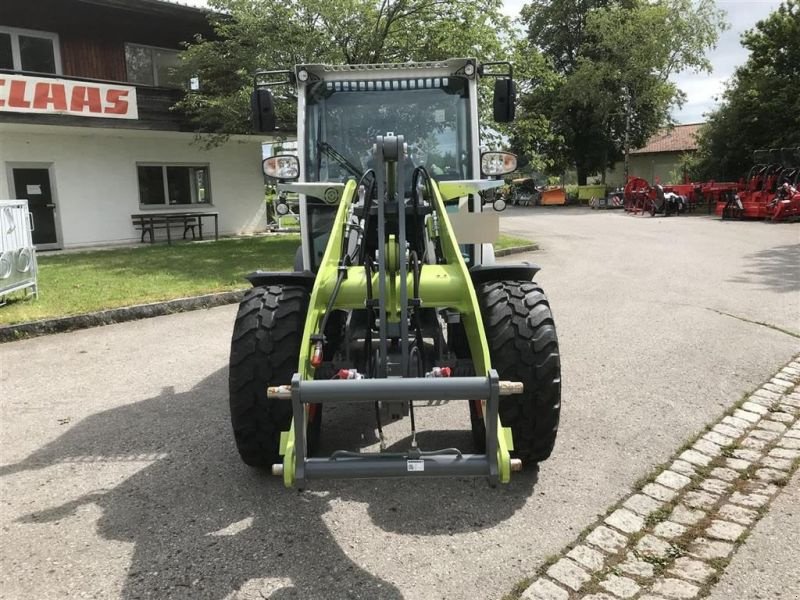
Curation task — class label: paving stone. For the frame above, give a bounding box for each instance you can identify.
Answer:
[689,537,734,560]
[732,409,761,423]
[721,415,752,430]
[766,411,795,423]
[742,401,770,415]
[758,419,788,433]
[770,378,794,390]
[669,460,697,477]
[624,493,664,517]
[606,508,645,534]
[729,491,770,508]
[709,467,738,482]
[546,558,590,592]
[669,557,716,583]
[779,436,800,449]
[699,478,732,495]
[713,423,744,439]
[522,578,570,600]
[750,428,780,441]
[782,397,800,409]
[762,382,786,394]
[740,436,768,450]
[639,596,671,600]
[718,503,758,525]
[751,388,781,402]
[702,430,736,446]
[587,525,628,554]
[617,554,655,578]
[742,481,779,496]
[642,482,678,502]
[706,519,746,542]
[756,467,789,482]
[691,439,723,458]
[679,449,713,467]
[769,447,800,459]
[760,456,793,470]
[724,457,752,471]
[744,395,774,409]
[775,372,797,383]
[683,490,719,510]
[636,534,673,559]
[599,575,640,598]
[652,577,701,599]
[566,544,605,572]
[656,470,692,490]
[582,595,617,600]
[653,520,687,540]
[731,448,762,462]
[670,504,706,526]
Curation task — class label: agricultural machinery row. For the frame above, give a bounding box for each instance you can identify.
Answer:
[622,147,800,223]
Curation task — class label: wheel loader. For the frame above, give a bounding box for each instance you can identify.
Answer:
[229,58,561,488]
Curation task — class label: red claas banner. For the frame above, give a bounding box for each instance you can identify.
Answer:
[0,74,138,120]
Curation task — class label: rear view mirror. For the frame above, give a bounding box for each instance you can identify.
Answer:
[251,88,276,132]
[493,79,516,123]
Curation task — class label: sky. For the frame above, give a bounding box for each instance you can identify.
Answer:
[177,0,782,124]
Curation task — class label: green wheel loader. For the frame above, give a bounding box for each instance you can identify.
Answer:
[229,58,561,488]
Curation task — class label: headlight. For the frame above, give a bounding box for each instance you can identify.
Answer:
[263,155,299,180]
[481,151,517,177]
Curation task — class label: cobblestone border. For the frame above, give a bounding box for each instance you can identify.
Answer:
[511,356,800,600]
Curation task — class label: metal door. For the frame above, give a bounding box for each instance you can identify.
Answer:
[11,168,58,247]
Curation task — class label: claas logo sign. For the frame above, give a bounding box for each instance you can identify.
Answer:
[0,74,138,120]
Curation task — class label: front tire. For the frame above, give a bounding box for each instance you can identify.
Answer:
[478,280,561,463]
[228,284,308,467]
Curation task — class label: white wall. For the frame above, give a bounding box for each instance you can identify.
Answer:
[0,125,266,248]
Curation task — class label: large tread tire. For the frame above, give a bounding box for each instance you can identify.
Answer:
[478,280,561,463]
[228,284,308,467]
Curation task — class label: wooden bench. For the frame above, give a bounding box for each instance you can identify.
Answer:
[132,214,198,244]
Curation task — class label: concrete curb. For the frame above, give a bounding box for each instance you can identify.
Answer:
[0,290,245,343]
[0,244,539,343]
[495,243,538,257]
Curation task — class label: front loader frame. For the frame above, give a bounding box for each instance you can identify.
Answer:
[270,137,516,488]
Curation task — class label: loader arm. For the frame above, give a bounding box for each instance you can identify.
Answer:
[277,177,514,488]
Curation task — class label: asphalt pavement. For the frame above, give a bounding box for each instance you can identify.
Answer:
[1,207,798,600]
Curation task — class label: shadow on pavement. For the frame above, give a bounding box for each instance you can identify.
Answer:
[2,368,537,599]
[728,243,800,294]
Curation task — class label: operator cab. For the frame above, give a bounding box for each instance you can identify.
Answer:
[253,58,516,271]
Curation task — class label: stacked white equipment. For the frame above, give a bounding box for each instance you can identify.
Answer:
[0,200,38,304]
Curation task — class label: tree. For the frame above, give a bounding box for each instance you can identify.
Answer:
[691,1,800,181]
[174,0,510,136]
[514,0,726,184]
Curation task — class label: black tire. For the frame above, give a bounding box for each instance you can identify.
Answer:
[228,284,309,467]
[478,280,561,463]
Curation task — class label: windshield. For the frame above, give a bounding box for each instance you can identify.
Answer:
[305,77,472,184]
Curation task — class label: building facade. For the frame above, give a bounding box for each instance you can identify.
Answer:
[0,0,267,249]
[605,123,702,187]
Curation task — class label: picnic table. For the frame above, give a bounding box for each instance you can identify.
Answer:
[132,212,219,245]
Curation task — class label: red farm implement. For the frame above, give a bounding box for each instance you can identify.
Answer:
[718,147,800,222]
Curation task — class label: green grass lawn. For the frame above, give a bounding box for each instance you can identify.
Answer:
[0,236,299,326]
[0,233,535,326]
[495,233,535,250]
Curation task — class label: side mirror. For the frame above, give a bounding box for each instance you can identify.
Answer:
[251,88,276,132]
[263,155,299,180]
[493,79,516,123]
